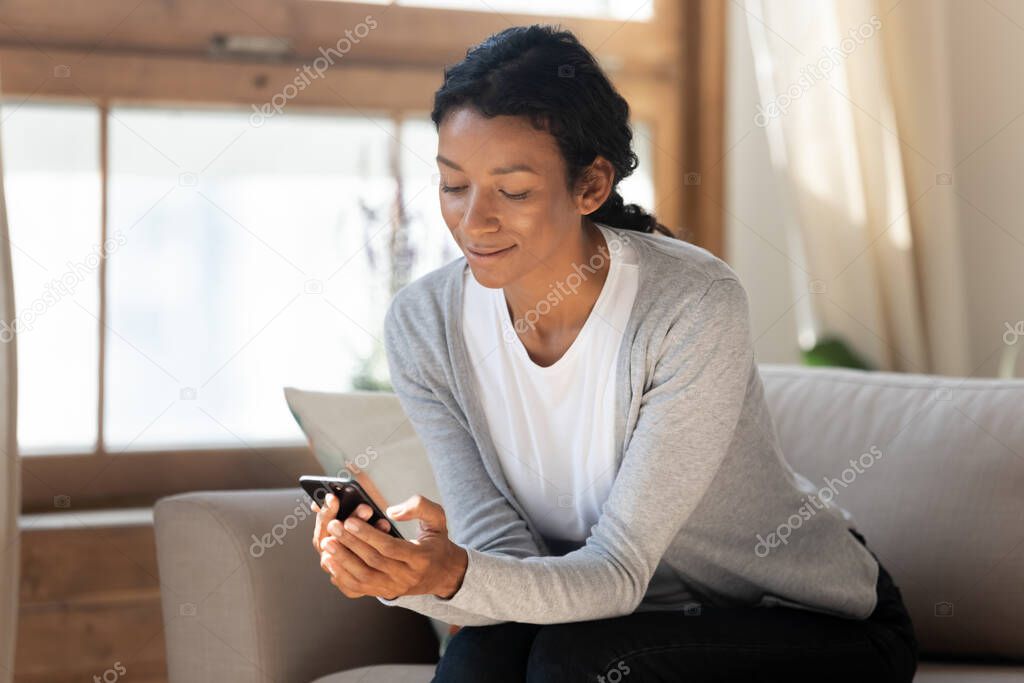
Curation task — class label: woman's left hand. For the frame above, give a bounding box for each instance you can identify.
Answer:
[318,494,468,601]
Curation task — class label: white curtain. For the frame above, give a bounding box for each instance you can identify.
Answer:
[0,66,19,680]
[745,0,972,375]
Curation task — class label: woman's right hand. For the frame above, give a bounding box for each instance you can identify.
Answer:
[310,493,391,558]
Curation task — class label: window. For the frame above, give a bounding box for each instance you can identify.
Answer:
[105,107,402,449]
[1,102,101,454]
[3,103,656,454]
[328,0,653,21]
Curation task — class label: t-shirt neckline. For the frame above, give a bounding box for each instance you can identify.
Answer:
[494,224,621,374]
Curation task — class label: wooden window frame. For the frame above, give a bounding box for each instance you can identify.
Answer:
[0,0,723,512]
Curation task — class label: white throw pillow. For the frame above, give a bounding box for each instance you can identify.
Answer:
[283,387,451,646]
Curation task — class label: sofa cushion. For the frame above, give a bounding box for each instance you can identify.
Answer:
[311,663,435,683]
[308,659,1024,681]
[759,365,1024,660]
[913,661,1024,681]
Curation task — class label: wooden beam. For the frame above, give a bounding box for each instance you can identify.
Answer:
[0,0,681,78]
[675,0,727,256]
[21,445,319,513]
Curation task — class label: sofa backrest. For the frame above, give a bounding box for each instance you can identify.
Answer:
[758,364,1024,660]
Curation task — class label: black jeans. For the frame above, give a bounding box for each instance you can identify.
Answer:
[432,529,918,682]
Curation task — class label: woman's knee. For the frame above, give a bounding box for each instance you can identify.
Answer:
[526,623,627,682]
[433,622,540,683]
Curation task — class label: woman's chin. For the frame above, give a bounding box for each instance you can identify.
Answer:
[466,263,513,290]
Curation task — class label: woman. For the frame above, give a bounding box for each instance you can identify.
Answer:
[312,24,918,682]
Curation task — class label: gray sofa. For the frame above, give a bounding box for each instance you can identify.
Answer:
[154,364,1024,681]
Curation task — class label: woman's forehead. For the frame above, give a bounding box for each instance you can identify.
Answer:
[438,113,560,170]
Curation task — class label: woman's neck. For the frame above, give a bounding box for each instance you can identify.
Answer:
[500,219,611,348]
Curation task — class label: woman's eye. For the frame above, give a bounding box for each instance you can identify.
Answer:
[440,184,466,193]
[501,190,530,201]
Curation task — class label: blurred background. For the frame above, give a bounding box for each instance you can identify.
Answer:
[0,0,1021,680]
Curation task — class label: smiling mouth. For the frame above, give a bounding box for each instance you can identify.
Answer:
[467,245,516,257]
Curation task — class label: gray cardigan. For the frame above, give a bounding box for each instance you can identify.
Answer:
[380,224,879,626]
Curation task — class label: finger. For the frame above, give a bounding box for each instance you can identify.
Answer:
[350,504,392,532]
[312,493,335,551]
[331,571,371,599]
[332,524,405,574]
[320,546,337,576]
[325,542,400,595]
[384,495,418,520]
[354,503,373,521]
[323,542,405,599]
[327,542,379,583]
[320,541,358,585]
[332,560,400,600]
[321,535,342,554]
[327,516,394,543]
[326,518,345,538]
[351,503,391,532]
[386,494,446,531]
[328,568,365,598]
[313,493,341,552]
[312,498,326,551]
[340,514,416,562]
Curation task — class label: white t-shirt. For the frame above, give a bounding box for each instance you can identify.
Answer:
[461,223,639,551]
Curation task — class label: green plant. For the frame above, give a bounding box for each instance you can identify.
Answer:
[802,335,872,370]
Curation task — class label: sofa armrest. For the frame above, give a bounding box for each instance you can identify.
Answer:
[154,489,438,683]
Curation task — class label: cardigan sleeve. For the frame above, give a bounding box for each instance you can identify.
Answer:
[425,276,754,624]
[375,291,543,626]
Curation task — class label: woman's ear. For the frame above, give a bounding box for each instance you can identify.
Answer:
[576,156,615,215]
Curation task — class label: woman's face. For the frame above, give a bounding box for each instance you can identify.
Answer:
[436,106,601,289]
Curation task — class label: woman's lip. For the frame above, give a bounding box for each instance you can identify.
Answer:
[467,245,516,259]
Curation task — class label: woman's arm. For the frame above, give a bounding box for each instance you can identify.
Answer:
[391,276,754,624]
[374,293,547,625]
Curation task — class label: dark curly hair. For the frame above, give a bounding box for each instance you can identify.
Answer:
[431,24,674,237]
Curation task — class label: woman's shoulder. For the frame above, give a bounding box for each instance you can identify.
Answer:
[385,255,464,360]
[600,224,747,319]
[385,256,465,328]
[601,224,739,281]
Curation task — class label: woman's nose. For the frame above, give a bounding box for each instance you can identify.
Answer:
[459,188,499,233]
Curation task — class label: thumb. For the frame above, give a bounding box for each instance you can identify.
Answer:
[386,495,446,530]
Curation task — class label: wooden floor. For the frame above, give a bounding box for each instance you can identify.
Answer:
[15,510,168,682]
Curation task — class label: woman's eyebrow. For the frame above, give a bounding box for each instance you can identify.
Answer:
[436,155,540,175]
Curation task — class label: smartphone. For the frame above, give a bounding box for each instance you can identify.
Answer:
[300,475,404,540]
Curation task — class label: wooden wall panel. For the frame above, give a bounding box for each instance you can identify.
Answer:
[15,518,167,682]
